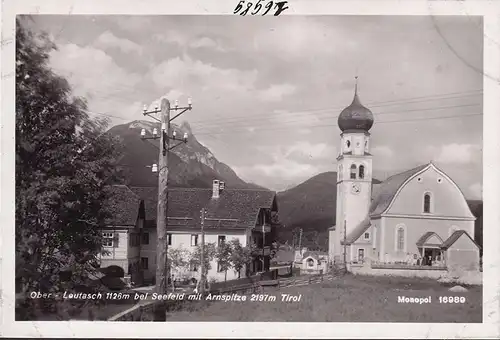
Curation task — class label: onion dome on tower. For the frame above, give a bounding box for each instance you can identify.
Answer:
[338,77,374,132]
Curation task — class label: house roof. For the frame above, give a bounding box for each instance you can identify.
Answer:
[441,230,481,250]
[130,187,277,229]
[103,185,141,226]
[303,251,328,260]
[369,163,429,216]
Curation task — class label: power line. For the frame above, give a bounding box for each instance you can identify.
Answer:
[194,112,482,136]
[189,102,481,132]
[82,90,483,128]
[187,90,483,126]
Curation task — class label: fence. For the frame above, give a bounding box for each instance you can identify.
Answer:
[109,272,336,321]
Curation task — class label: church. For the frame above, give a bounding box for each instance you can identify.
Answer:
[328,82,481,273]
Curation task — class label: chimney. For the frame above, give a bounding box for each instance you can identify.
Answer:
[212,179,220,198]
[219,181,225,193]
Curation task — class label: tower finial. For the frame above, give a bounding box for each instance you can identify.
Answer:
[354,75,358,95]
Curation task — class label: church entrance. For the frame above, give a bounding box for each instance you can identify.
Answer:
[420,248,442,266]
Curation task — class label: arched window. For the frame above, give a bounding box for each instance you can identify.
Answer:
[423,193,432,213]
[307,258,315,267]
[396,226,405,251]
[350,164,357,179]
[359,165,365,179]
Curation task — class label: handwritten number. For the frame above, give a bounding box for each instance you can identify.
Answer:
[234,0,288,16]
[274,1,289,16]
[252,0,263,15]
[262,1,273,15]
[240,2,253,15]
[234,0,245,14]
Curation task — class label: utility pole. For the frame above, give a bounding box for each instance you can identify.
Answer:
[199,208,206,294]
[298,228,303,255]
[140,97,192,294]
[343,220,347,272]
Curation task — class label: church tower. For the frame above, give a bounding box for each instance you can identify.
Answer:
[333,78,374,263]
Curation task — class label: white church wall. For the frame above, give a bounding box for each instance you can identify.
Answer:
[381,216,474,263]
[385,166,475,219]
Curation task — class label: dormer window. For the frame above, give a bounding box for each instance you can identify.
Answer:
[350,164,357,179]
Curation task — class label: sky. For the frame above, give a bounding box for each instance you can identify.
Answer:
[29,15,484,198]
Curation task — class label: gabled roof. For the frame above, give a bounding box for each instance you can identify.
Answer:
[441,230,481,250]
[342,216,371,245]
[303,251,328,260]
[369,163,429,216]
[416,232,444,247]
[130,187,277,229]
[103,185,141,226]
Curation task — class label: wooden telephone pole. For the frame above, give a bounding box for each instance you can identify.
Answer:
[155,98,170,294]
[199,208,207,294]
[140,97,192,294]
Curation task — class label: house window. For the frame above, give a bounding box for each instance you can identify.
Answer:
[218,235,226,246]
[141,232,149,245]
[129,233,139,247]
[102,232,114,247]
[217,262,224,272]
[423,193,432,213]
[359,165,365,179]
[350,164,357,179]
[364,232,370,240]
[191,234,198,247]
[167,233,172,246]
[396,226,405,251]
[141,257,149,270]
[190,262,198,272]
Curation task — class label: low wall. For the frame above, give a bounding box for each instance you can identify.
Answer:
[349,264,447,279]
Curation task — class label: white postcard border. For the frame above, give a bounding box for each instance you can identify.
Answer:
[1,0,499,338]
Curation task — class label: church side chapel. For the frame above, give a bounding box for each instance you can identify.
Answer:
[328,78,481,274]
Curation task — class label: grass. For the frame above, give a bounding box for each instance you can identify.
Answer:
[166,274,482,322]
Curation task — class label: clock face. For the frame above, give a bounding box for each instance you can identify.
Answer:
[351,183,361,194]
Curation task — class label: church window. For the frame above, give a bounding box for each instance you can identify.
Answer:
[346,140,351,148]
[359,165,365,179]
[350,164,357,179]
[423,193,432,213]
[396,226,405,251]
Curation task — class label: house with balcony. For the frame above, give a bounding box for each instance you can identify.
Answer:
[130,180,279,284]
[99,185,145,285]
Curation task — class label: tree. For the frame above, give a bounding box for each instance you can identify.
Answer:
[229,239,254,279]
[167,246,190,292]
[215,241,233,281]
[189,242,216,289]
[15,17,124,320]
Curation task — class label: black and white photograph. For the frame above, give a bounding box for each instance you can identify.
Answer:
[2,0,500,338]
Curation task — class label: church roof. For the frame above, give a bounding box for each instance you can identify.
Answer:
[369,163,430,216]
[440,230,480,250]
[342,215,371,245]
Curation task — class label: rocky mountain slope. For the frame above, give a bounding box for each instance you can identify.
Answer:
[108,120,264,190]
